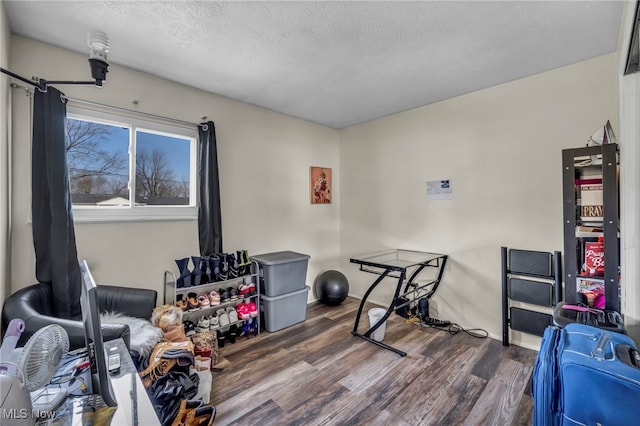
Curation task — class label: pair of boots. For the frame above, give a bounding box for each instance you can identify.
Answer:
[216,324,239,348]
[175,256,212,287]
[175,254,240,287]
[237,249,251,275]
[209,253,231,282]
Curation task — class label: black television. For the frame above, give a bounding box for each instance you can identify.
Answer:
[79,260,118,407]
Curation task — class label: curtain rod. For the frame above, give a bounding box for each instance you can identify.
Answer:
[63,95,205,129]
[10,82,206,129]
[2,66,98,92]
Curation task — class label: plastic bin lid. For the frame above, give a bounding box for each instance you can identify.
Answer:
[260,285,310,301]
[251,251,310,265]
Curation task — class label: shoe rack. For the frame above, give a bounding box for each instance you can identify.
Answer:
[164,259,261,337]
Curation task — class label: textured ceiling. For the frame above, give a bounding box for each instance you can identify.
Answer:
[3,1,623,129]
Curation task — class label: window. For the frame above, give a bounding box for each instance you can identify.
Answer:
[66,106,197,222]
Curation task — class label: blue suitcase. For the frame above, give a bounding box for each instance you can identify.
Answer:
[532,323,640,425]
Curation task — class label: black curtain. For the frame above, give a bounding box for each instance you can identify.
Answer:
[32,87,82,319]
[198,121,223,255]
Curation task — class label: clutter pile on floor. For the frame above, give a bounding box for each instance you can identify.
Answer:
[139,304,217,426]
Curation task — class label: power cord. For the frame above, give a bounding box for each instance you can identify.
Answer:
[49,370,88,394]
[406,314,489,339]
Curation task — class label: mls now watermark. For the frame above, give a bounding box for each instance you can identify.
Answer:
[3,408,56,420]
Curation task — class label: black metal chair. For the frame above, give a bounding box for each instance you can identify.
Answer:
[1,282,157,350]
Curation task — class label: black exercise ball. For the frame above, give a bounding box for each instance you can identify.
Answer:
[314,270,349,306]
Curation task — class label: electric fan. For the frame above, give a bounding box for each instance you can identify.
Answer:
[1,319,33,425]
[14,324,70,412]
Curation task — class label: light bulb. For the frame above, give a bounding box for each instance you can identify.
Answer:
[88,31,109,61]
[87,31,110,86]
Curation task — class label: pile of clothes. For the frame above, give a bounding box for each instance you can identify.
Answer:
[141,305,218,426]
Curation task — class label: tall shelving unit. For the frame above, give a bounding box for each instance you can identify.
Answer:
[562,143,620,311]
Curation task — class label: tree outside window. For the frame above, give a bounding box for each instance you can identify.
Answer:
[65,114,194,209]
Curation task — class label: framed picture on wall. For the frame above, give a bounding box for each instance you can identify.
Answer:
[310,166,332,204]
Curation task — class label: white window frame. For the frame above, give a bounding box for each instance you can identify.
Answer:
[66,105,198,223]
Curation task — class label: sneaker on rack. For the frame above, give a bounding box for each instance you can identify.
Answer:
[227,286,238,301]
[187,292,200,311]
[196,316,210,333]
[239,282,256,297]
[208,290,220,306]
[209,312,219,329]
[198,293,211,309]
[175,294,188,311]
[217,308,230,327]
[238,284,249,298]
[219,288,230,304]
[227,306,239,323]
[247,300,258,318]
[236,301,251,321]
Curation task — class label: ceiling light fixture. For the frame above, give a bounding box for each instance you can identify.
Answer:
[87,31,109,86]
[1,30,111,91]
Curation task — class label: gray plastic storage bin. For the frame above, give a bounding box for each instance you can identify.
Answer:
[252,251,310,297]
[260,286,310,332]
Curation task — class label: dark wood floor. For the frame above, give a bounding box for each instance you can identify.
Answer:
[210,297,536,425]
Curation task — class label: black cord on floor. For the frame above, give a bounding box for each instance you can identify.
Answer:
[406,315,489,338]
[436,322,489,338]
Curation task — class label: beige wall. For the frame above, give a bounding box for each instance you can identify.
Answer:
[9,36,341,298]
[340,54,618,349]
[6,33,623,350]
[0,0,10,307]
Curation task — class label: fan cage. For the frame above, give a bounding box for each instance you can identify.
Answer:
[18,324,69,390]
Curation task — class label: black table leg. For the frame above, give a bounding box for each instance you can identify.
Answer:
[352,269,408,356]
